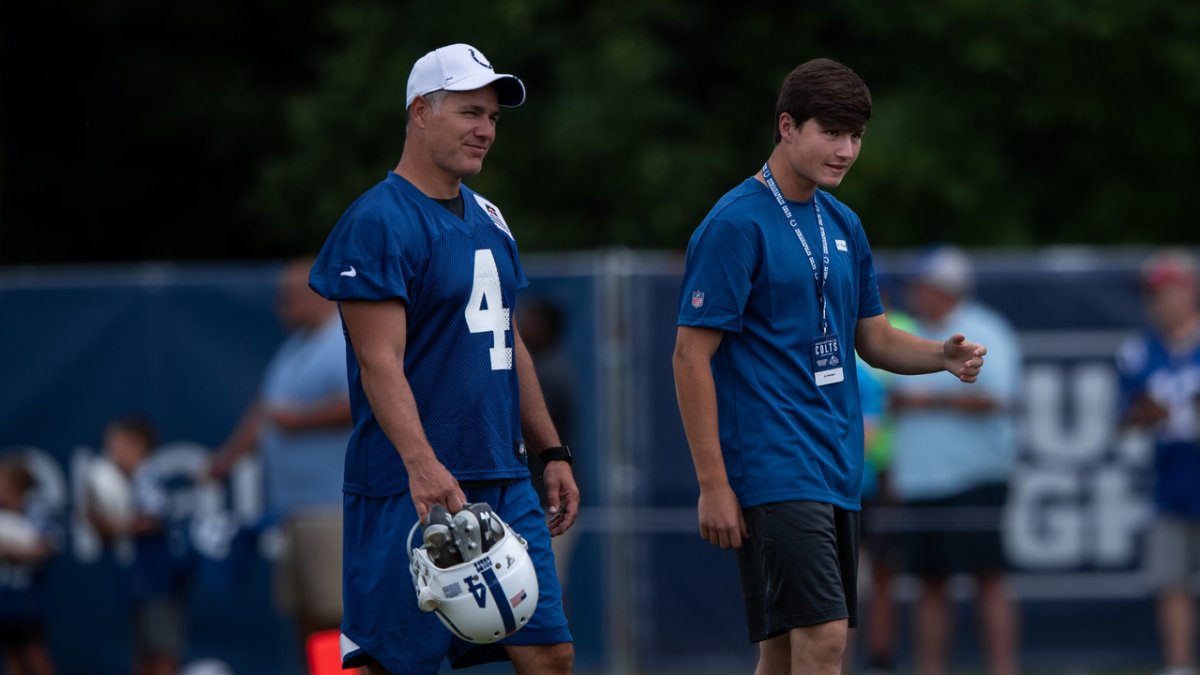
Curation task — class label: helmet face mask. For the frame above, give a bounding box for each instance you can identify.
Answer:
[409,506,540,644]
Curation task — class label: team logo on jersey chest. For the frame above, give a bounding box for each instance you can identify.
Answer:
[473,194,514,240]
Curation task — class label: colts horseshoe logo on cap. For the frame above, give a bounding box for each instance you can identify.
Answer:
[468,49,494,71]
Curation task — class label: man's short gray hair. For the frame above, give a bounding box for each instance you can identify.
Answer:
[406,89,449,129]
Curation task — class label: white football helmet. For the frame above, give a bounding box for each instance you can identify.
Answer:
[408,506,540,644]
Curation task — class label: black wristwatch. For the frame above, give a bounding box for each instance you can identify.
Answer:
[538,445,573,466]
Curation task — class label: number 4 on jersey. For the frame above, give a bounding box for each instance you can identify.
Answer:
[464,249,513,370]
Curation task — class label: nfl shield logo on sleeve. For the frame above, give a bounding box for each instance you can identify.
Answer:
[691,291,705,309]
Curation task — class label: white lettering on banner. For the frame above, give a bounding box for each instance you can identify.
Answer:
[1092,467,1149,566]
[1006,469,1084,567]
[1005,361,1152,570]
[1025,363,1114,463]
[3,443,263,566]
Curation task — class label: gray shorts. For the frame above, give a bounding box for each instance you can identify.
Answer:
[1144,515,1200,590]
[275,508,343,627]
[134,597,186,658]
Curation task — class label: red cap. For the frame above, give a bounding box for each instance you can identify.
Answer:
[1141,249,1198,290]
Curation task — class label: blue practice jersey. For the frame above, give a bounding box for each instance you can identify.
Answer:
[1115,329,1200,517]
[311,172,530,497]
[677,177,883,510]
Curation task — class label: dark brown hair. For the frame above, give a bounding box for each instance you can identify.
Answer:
[774,58,872,144]
[0,454,36,494]
[107,416,158,452]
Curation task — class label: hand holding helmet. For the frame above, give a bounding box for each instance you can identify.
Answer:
[408,502,540,644]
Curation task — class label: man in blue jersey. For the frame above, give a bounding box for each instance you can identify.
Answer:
[1116,249,1200,675]
[309,44,578,675]
[673,58,988,675]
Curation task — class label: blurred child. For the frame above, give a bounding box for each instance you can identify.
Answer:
[0,452,59,675]
[89,417,191,675]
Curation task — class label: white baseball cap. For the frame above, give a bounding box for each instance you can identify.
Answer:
[914,245,974,296]
[406,43,526,109]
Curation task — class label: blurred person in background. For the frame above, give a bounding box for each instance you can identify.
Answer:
[209,255,352,670]
[889,246,1022,675]
[517,296,581,590]
[1116,248,1200,675]
[309,43,578,674]
[90,417,191,675]
[0,452,59,675]
[673,58,988,675]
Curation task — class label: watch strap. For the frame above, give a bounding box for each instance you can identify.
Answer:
[538,445,573,465]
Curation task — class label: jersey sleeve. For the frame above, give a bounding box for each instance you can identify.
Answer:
[310,187,425,304]
[510,242,530,292]
[677,214,760,332]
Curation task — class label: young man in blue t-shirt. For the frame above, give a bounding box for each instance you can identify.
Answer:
[309,44,578,675]
[673,58,988,675]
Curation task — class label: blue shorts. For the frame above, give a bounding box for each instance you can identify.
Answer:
[340,479,571,673]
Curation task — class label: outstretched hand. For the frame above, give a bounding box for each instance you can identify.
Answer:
[943,333,987,383]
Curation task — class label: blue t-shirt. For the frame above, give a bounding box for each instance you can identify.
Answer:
[1115,329,1200,517]
[677,177,883,510]
[310,172,531,497]
[258,312,351,518]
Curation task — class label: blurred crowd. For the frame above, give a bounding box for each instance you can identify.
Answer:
[2,246,1199,674]
[855,246,1200,675]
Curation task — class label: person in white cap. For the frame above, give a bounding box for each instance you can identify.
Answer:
[309,44,578,674]
[889,245,1022,675]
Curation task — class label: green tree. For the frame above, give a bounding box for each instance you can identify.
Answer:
[4,1,1199,263]
[252,0,1200,254]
